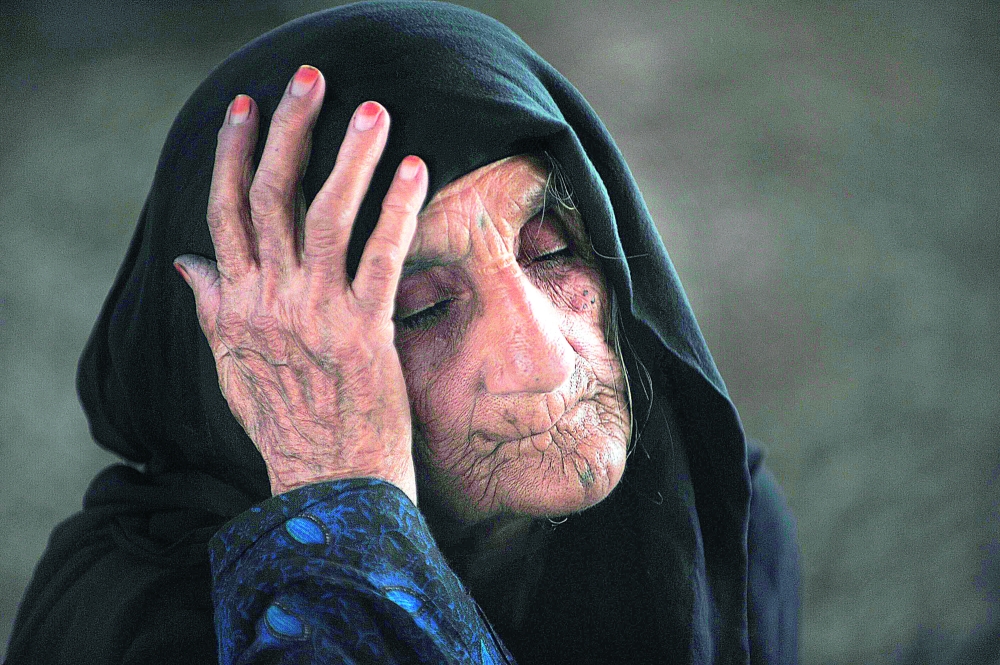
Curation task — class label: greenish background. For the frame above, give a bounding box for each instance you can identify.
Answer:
[2,1,997,662]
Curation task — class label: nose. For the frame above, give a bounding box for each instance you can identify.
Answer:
[478,268,576,395]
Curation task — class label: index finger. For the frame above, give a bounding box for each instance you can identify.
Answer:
[205,94,260,280]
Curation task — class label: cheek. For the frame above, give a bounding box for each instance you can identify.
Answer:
[396,319,467,380]
[397,341,475,441]
[401,363,483,481]
[538,263,609,331]
[538,265,621,384]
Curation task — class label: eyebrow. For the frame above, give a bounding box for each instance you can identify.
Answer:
[400,183,554,280]
[401,256,454,279]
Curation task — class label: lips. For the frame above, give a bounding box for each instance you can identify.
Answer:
[477,390,590,445]
[467,359,597,445]
[529,396,584,437]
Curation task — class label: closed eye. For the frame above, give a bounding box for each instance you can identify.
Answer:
[531,246,573,263]
[396,248,573,333]
[520,207,574,265]
[395,299,454,331]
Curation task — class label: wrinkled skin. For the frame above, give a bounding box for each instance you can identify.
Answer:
[174,64,630,572]
[399,156,631,553]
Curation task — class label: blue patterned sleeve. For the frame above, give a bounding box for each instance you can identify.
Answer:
[208,477,516,664]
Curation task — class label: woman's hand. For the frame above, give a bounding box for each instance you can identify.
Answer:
[172,65,427,503]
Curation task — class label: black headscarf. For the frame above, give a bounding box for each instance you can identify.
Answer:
[6,2,756,663]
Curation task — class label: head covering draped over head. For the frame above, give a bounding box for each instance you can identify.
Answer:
[7,2,759,663]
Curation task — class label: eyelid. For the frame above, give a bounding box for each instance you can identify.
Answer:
[520,207,569,257]
[395,287,448,320]
[394,270,464,325]
[395,298,454,331]
[537,245,572,259]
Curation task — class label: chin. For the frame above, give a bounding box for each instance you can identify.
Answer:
[495,433,628,518]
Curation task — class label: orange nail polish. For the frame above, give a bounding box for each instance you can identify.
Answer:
[173,262,190,285]
[290,65,319,97]
[399,156,421,181]
[230,95,250,125]
[354,102,381,131]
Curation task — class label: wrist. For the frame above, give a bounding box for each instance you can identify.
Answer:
[268,465,417,506]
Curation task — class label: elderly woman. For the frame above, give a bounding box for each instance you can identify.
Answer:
[6,2,800,663]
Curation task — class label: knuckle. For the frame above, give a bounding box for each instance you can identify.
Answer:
[338,134,382,163]
[365,253,395,279]
[272,103,306,129]
[366,236,404,265]
[265,111,296,140]
[206,199,241,227]
[309,188,353,217]
[361,249,402,289]
[380,196,418,218]
[249,174,289,216]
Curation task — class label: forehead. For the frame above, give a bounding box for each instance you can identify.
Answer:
[405,155,550,262]
[425,154,548,217]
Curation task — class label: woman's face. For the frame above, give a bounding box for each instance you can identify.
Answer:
[394,154,630,530]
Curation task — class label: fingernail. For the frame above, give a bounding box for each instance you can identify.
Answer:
[354,101,381,132]
[229,95,250,125]
[173,262,190,285]
[399,156,421,181]
[290,65,319,97]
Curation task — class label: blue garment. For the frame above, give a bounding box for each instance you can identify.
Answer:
[209,477,514,664]
[209,445,800,664]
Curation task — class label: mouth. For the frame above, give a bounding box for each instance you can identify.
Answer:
[470,362,598,447]
[477,391,590,447]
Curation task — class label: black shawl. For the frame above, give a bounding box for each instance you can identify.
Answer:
[6,2,764,662]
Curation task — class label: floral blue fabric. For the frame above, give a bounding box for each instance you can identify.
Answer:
[208,477,515,664]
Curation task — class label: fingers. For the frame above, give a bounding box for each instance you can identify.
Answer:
[206,94,259,279]
[248,65,326,272]
[303,101,390,285]
[353,156,428,314]
[204,64,424,327]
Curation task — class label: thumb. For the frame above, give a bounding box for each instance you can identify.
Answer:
[173,254,221,344]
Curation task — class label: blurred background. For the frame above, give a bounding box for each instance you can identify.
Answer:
[1,0,997,662]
